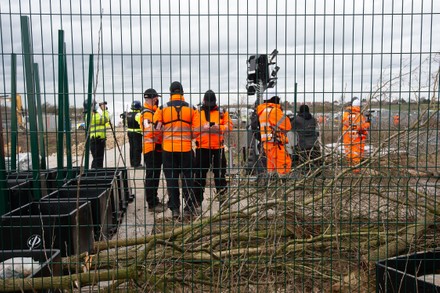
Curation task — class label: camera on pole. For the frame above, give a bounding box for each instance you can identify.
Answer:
[244,49,280,176]
[246,49,279,96]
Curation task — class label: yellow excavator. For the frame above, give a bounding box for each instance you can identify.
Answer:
[1,94,25,130]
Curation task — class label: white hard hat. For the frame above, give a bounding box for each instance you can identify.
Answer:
[352,99,361,107]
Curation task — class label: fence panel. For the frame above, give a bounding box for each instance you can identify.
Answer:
[0,1,439,292]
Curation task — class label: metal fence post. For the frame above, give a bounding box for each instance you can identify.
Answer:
[33,63,46,170]
[10,54,17,171]
[57,30,65,185]
[84,54,94,172]
[20,16,41,199]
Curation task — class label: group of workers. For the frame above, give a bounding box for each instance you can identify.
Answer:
[109,82,231,219]
[86,84,370,219]
[256,96,370,176]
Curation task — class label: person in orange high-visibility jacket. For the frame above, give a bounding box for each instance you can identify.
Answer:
[139,88,165,213]
[256,96,292,175]
[342,98,370,170]
[153,81,201,219]
[194,90,233,205]
[393,113,400,127]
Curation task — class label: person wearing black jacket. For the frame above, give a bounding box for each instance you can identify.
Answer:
[291,104,321,171]
[125,100,143,168]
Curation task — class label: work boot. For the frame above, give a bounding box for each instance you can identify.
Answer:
[148,202,166,213]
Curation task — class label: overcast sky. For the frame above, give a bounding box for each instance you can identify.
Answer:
[1,0,439,118]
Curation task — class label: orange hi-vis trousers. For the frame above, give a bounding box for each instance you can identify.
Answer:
[263,142,292,175]
[343,131,366,166]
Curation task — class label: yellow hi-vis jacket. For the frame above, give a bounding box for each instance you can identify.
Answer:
[88,110,110,139]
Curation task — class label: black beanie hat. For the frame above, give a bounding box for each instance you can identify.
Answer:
[170,81,184,94]
[203,90,217,107]
[264,96,280,104]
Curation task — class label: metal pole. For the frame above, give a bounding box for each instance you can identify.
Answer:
[294,82,298,115]
[33,63,46,169]
[20,16,41,199]
[57,30,65,185]
[84,54,94,172]
[10,54,17,171]
[63,45,73,179]
[0,108,8,215]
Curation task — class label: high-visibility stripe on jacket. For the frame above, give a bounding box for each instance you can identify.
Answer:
[197,108,233,149]
[256,103,291,143]
[342,106,370,142]
[153,94,201,152]
[342,106,370,166]
[87,110,109,139]
[140,104,162,154]
[126,110,142,133]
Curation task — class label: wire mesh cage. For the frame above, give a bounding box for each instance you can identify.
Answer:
[0,1,439,292]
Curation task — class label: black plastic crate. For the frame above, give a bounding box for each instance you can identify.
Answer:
[7,173,48,198]
[80,171,127,212]
[0,201,94,257]
[1,179,48,217]
[44,167,81,193]
[0,249,61,278]
[376,249,440,293]
[64,176,123,224]
[41,186,115,240]
[6,181,33,215]
[83,167,134,207]
[0,249,61,292]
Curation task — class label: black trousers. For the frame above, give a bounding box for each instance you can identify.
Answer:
[90,137,106,168]
[194,148,227,203]
[162,151,195,212]
[144,150,162,208]
[128,132,142,167]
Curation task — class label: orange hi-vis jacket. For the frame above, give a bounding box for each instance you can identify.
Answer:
[153,94,201,152]
[197,107,233,149]
[342,106,370,166]
[140,103,162,154]
[342,106,370,143]
[256,103,292,143]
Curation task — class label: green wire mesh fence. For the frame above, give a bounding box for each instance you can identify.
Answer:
[0,1,439,292]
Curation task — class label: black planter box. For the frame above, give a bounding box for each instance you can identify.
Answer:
[43,167,81,193]
[0,201,94,256]
[6,181,33,215]
[376,249,440,293]
[7,173,48,199]
[7,172,47,186]
[41,186,115,240]
[84,167,134,208]
[64,176,122,224]
[0,249,61,292]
